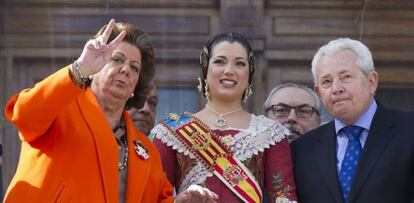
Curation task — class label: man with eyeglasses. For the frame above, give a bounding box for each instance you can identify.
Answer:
[264,83,321,142]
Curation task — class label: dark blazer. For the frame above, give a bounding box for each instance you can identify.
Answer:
[292,104,414,203]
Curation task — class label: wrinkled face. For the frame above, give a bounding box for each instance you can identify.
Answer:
[267,87,320,142]
[206,41,250,102]
[92,42,142,104]
[314,50,378,125]
[127,81,158,135]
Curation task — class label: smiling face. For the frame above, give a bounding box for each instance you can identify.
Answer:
[314,50,378,124]
[91,41,142,104]
[206,41,250,102]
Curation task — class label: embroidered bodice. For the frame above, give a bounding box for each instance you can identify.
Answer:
[152,113,297,203]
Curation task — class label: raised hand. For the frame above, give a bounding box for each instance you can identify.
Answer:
[76,19,126,77]
[175,185,218,203]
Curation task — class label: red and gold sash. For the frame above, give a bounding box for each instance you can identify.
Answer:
[161,113,262,203]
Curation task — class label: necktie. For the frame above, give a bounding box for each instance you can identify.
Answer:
[339,125,364,202]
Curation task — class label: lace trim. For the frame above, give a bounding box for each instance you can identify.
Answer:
[230,115,289,162]
[151,113,289,189]
[178,162,213,193]
[151,124,196,159]
[276,197,298,203]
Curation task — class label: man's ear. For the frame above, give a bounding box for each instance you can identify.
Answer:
[314,85,321,97]
[368,70,379,96]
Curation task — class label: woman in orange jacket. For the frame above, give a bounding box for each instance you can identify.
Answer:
[4,19,217,203]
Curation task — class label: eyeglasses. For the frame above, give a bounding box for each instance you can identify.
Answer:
[268,104,320,119]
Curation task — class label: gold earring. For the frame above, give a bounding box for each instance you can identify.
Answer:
[204,79,209,98]
[197,77,203,93]
[243,85,253,103]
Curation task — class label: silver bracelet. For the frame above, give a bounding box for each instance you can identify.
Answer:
[72,60,88,83]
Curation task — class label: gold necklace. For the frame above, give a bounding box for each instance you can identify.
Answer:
[205,104,243,128]
[113,120,128,171]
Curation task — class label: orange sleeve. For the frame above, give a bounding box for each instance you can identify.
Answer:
[135,127,175,203]
[158,174,175,203]
[4,66,83,142]
[150,141,175,203]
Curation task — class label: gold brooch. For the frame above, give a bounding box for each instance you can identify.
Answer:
[169,113,180,121]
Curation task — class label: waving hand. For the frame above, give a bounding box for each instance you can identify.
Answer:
[76,19,126,77]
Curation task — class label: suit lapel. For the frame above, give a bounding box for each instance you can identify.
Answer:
[314,122,344,203]
[349,105,395,202]
[124,112,152,202]
[77,89,119,202]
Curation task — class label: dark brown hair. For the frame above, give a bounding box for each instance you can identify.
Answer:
[199,32,255,99]
[95,22,155,109]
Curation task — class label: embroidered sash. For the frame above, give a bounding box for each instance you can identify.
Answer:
[161,112,262,203]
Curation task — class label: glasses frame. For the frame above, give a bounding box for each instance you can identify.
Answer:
[268,103,320,119]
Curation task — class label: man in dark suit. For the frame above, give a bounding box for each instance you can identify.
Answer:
[292,38,414,203]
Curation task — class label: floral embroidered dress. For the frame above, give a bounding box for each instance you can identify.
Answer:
[152,113,297,203]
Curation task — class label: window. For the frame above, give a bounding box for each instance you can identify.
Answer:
[156,88,199,122]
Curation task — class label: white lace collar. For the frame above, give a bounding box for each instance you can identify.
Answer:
[151,113,289,161]
[151,113,289,192]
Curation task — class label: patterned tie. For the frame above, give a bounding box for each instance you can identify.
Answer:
[339,125,364,203]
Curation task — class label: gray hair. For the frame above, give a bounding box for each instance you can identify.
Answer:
[311,38,375,84]
[263,83,322,114]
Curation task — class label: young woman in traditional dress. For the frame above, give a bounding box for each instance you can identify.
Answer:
[152,32,297,203]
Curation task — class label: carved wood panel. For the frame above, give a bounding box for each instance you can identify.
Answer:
[1,0,413,197]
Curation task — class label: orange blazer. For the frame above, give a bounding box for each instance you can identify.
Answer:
[4,66,174,203]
